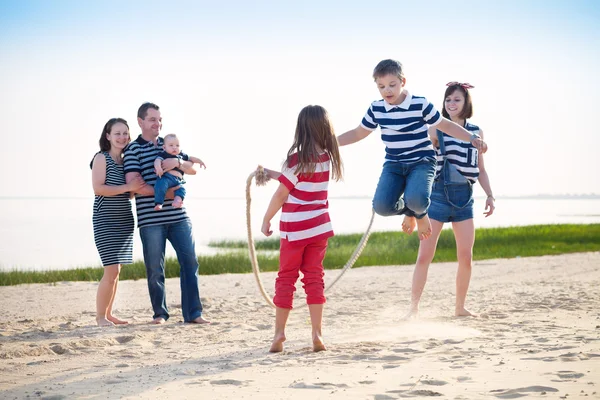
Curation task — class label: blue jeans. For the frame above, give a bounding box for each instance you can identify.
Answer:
[154,174,186,206]
[372,158,436,219]
[139,219,203,322]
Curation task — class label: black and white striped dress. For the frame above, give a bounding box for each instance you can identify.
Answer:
[92,152,134,266]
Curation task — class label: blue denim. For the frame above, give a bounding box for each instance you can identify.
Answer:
[139,219,203,322]
[428,180,474,222]
[372,158,436,219]
[154,174,186,206]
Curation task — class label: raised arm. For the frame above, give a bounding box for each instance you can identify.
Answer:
[436,118,487,152]
[336,125,373,146]
[476,129,495,217]
[92,154,144,196]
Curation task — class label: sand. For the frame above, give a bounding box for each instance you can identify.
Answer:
[0,252,599,399]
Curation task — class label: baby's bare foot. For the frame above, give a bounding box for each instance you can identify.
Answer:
[107,316,129,325]
[96,317,115,327]
[455,307,477,317]
[172,196,183,208]
[313,335,326,352]
[154,204,163,211]
[416,215,432,241]
[402,216,417,235]
[269,332,286,353]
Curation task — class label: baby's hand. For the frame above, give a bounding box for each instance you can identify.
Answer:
[261,220,273,237]
[155,166,164,177]
[197,159,206,169]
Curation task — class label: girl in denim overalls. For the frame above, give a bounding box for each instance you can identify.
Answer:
[403,82,495,318]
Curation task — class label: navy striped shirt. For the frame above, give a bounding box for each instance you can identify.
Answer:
[124,135,189,228]
[435,122,481,183]
[361,91,442,163]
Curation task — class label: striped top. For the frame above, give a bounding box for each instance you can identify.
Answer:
[124,135,189,228]
[435,122,481,183]
[361,90,442,163]
[278,152,334,246]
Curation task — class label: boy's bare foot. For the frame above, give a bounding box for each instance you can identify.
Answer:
[401,308,418,320]
[269,332,286,353]
[402,215,416,235]
[96,317,115,327]
[154,204,163,211]
[189,316,211,324]
[312,335,327,352]
[107,316,129,325]
[416,215,432,241]
[455,307,477,317]
[172,196,183,208]
[151,317,166,325]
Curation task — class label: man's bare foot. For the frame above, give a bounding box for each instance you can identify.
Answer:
[154,204,163,211]
[172,196,183,208]
[151,317,166,325]
[269,332,286,353]
[402,215,416,235]
[455,307,477,317]
[312,335,327,352]
[96,317,115,327]
[189,316,211,324]
[416,215,432,241]
[107,316,129,325]
[401,308,418,320]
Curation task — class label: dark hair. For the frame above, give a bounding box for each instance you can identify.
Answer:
[91,117,129,169]
[441,85,473,120]
[286,105,343,181]
[373,59,404,81]
[137,102,160,120]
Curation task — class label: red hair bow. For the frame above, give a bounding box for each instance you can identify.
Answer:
[446,81,474,90]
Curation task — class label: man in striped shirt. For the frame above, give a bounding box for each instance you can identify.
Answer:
[124,102,209,325]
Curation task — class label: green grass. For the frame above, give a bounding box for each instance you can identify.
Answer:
[1,224,598,286]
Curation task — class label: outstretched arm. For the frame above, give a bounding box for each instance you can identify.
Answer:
[261,183,290,236]
[436,118,487,152]
[188,156,206,169]
[336,125,372,146]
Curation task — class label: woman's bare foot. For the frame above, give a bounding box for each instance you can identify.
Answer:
[151,317,166,325]
[401,308,418,321]
[107,316,129,325]
[172,196,183,208]
[189,316,211,324]
[416,215,432,241]
[154,204,163,211]
[96,317,115,327]
[455,307,477,317]
[312,335,327,352]
[402,216,417,235]
[269,332,286,353]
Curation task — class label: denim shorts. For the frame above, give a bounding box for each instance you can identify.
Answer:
[428,181,474,223]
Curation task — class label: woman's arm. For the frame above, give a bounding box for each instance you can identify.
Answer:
[261,183,291,236]
[476,129,495,217]
[336,125,372,146]
[92,154,143,196]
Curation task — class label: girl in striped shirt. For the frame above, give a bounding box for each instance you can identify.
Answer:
[261,105,343,353]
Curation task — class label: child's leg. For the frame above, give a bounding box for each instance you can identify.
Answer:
[372,162,407,216]
[300,239,328,351]
[271,239,304,352]
[404,160,436,240]
[173,184,186,208]
[153,177,171,210]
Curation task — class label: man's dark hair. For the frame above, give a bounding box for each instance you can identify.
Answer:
[137,102,160,120]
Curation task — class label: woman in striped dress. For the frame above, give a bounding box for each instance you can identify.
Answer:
[91,118,144,326]
[403,82,495,318]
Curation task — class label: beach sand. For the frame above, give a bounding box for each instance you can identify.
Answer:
[1,252,599,399]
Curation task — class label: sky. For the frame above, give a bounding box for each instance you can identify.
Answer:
[1,0,599,199]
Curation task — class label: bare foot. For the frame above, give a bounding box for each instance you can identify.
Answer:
[154,204,163,211]
[455,307,477,317]
[402,215,416,235]
[151,317,166,325]
[401,308,418,321]
[189,316,211,324]
[96,317,115,327]
[107,316,129,325]
[269,332,286,353]
[312,335,327,352]
[172,196,183,208]
[416,214,432,241]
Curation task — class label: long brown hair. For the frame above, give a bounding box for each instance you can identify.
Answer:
[286,105,343,181]
[441,84,473,120]
[99,117,130,151]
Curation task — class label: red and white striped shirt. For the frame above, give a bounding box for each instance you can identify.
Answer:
[278,152,334,246]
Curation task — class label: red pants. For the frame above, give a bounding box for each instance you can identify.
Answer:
[273,238,328,309]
